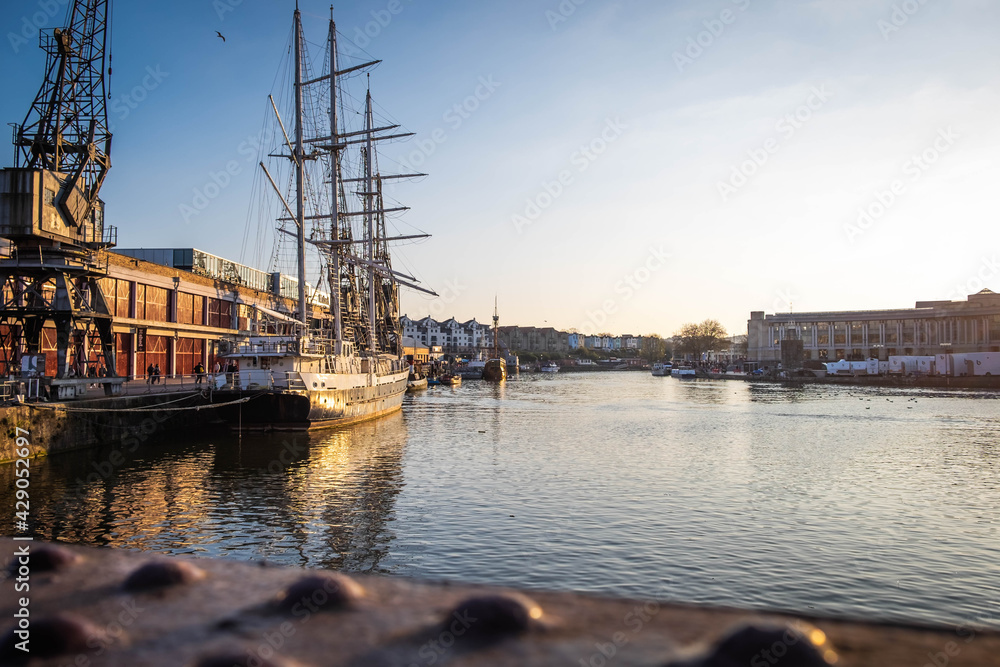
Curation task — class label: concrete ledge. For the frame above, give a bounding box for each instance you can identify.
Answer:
[2,539,998,666]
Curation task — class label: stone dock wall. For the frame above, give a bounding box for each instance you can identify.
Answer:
[0,392,220,464]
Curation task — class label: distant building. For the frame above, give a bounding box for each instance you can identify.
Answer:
[497,326,569,355]
[400,315,491,355]
[748,290,1000,364]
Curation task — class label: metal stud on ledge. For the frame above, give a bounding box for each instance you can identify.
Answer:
[123,560,207,591]
[5,544,83,574]
[667,621,837,667]
[1,614,111,663]
[272,573,365,613]
[446,593,544,640]
[193,651,308,667]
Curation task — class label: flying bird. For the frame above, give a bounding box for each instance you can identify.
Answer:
[216,31,226,42]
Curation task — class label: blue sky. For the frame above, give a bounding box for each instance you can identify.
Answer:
[2,0,999,337]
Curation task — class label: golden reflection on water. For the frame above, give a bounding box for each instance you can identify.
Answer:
[5,412,408,571]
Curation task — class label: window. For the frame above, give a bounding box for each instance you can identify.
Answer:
[136,284,170,322]
[850,323,863,346]
[208,298,231,328]
[800,324,813,347]
[902,321,915,344]
[176,292,205,325]
[834,324,846,345]
[868,323,881,346]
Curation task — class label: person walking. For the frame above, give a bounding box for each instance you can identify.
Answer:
[146,362,155,385]
[153,363,161,385]
[194,361,205,385]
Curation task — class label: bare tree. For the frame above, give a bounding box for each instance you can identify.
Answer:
[674,319,730,360]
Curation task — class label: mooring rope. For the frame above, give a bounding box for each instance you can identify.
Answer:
[23,393,256,413]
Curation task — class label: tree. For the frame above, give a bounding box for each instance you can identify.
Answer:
[674,319,730,361]
[639,334,669,363]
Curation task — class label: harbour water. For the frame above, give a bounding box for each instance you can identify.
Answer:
[4,373,999,629]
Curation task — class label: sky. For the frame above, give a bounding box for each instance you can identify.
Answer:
[2,0,999,338]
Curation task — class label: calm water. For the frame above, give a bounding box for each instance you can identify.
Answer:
[4,373,1000,628]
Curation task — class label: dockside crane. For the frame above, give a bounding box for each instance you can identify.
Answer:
[0,0,121,399]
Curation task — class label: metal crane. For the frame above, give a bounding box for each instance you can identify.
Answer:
[0,0,121,399]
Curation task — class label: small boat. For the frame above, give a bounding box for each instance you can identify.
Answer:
[483,358,506,382]
[482,299,507,382]
[439,374,461,386]
[457,361,484,379]
[406,375,428,392]
[519,363,535,372]
[651,363,672,377]
[539,362,559,373]
[671,366,697,379]
[426,377,441,386]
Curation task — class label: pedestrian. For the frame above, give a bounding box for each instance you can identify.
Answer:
[194,361,205,385]
[146,362,154,385]
[153,363,161,385]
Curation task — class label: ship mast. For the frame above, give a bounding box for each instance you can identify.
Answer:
[493,296,500,358]
[364,88,377,352]
[293,7,308,326]
[328,12,342,352]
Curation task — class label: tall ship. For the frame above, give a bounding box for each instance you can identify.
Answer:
[212,6,433,430]
[482,299,506,382]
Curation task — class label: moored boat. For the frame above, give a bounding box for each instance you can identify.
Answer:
[651,363,672,376]
[539,362,559,373]
[482,299,506,382]
[211,7,433,430]
[671,366,697,378]
[439,374,462,386]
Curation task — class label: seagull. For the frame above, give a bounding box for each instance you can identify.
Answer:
[216,31,226,42]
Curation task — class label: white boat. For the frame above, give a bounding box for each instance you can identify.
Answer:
[539,362,559,373]
[671,366,697,379]
[212,7,432,430]
[651,363,672,376]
